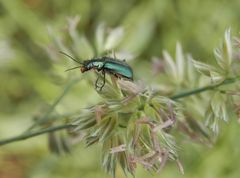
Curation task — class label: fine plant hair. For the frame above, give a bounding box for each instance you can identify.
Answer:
[1,18,240,178]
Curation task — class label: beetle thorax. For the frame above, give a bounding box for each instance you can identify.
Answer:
[92,61,104,69]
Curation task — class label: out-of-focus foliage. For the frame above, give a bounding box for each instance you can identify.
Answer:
[0,0,240,178]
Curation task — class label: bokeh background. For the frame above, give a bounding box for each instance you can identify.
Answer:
[0,0,240,178]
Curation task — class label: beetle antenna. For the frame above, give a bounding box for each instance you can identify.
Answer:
[59,51,83,64]
[65,66,82,72]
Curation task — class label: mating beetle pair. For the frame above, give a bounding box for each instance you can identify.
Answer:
[61,52,134,91]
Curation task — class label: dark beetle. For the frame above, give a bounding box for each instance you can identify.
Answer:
[61,52,133,90]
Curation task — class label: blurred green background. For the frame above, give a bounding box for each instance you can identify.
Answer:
[0,0,240,178]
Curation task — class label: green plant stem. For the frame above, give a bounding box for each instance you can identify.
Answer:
[0,76,239,147]
[171,76,240,100]
[25,78,81,132]
[0,124,74,146]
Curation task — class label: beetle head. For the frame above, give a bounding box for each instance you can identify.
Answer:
[80,66,89,73]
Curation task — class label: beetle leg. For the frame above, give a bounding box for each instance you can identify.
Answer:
[99,71,105,91]
[102,71,106,89]
[95,71,106,91]
[95,74,100,90]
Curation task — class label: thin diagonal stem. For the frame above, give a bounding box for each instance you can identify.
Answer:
[0,124,74,146]
[171,76,240,100]
[25,78,81,132]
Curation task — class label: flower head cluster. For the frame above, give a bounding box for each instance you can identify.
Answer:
[71,78,183,176]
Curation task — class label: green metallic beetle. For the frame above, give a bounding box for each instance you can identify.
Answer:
[61,52,133,91]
